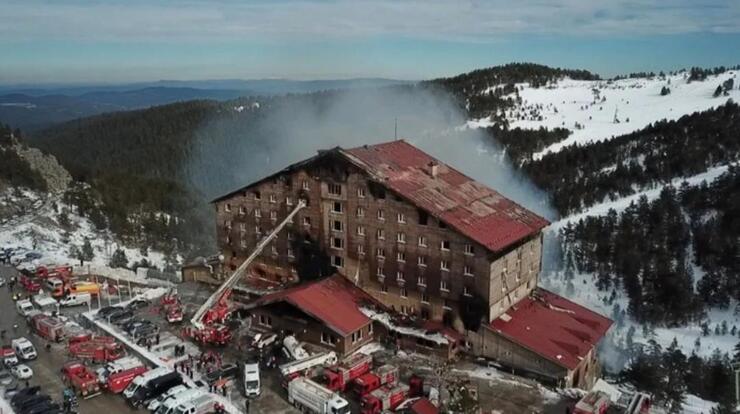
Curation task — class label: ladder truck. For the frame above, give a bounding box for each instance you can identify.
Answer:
[187,200,306,346]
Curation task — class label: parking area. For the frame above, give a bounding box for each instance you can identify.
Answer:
[0,264,138,414]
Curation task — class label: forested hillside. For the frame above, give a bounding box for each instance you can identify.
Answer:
[524,102,740,215]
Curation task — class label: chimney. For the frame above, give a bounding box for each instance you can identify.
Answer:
[427,161,439,178]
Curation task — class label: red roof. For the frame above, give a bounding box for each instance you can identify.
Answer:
[489,288,612,370]
[248,274,378,336]
[343,140,549,252]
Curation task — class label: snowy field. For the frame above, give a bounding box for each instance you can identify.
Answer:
[467,70,740,159]
[0,189,170,275]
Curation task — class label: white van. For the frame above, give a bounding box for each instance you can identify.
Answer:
[16,300,34,317]
[123,367,170,400]
[148,384,189,411]
[96,356,143,384]
[243,361,260,397]
[172,394,213,414]
[46,277,63,292]
[11,338,37,360]
[155,388,205,414]
[59,293,92,307]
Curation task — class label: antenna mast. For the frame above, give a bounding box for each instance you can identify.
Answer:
[394,117,398,140]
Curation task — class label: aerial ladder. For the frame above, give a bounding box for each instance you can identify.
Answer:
[187,200,306,345]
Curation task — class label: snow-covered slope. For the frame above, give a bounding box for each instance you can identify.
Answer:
[467,70,739,159]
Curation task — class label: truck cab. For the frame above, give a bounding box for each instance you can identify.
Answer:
[123,367,170,400]
[243,360,261,397]
[11,338,37,361]
[59,292,92,307]
[16,300,34,317]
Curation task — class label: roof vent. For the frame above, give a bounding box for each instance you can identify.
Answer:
[426,161,439,178]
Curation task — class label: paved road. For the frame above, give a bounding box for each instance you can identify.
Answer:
[0,264,138,414]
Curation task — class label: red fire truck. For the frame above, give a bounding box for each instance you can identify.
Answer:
[62,361,102,398]
[353,365,398,397]
[324,353,372,392]
[31,314,66,342]
[68,336,124,362]
[106,366,148,394]
[361,383,410,414]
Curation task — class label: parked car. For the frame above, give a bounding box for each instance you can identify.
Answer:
[0,368,18,387]
[10,364,33,380]
[110,310,135,326]
[122,319,153,335]
[131,324,160,340]
[96,306,122,319]
[126,299,149,311]
[204,363,239,387]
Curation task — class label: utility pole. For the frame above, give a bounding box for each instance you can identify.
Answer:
[733,361,740,409]
[394,118,398,140]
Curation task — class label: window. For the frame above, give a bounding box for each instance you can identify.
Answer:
[397,213,406,223]
[380,284,388,294]
[287,231,294,240]
[269,194,276,203]
[255,226,262,234]
[333,220,343,231]
[440,280,449,291]
[418,276,426,287]
[421,292,430,304]
[226,235,231,244]
[441,260,450,271]
[258,315,272,327]
[332,255,344,268]
[357,225,366,236]
[400,305,408,315]
[376,247,385,258]
[254,209,261,218]
[270,211,277,220]
[332,237,344,249]
[239,206,246,215]
[417,256,427,267]
[369,324,373,334]
[240,240,247,249]
[356,207,365,217]
[377,209,385,221]
[396,271,404,281]
[464,265,473,276]
[302,180,309,190]
[400,287,407,298]
[239,223,246,232]
[286,197,293,206]
[321,332,335,345]
[463,286,472,297]
[224,220,232,228]
[357,244,365,255]
[332,202,343,213]
[302,217,311,226]
[224,203,231,212]
[418,236,427,247]
[397,251,406,262]
[414,210,427,225]
[397,232,406,244]
[440,240,450,251]
[271,245,278,255]
[287,248,294,258]
[377,266,385,277]
[328,183,342,196]
[376,229,385,240]
[443,299,452,310]
[464,244,474,256]
[357,187,366,198]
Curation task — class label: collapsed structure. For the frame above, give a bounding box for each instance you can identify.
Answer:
[210,139,611,388]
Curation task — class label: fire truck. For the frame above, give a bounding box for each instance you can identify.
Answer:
[323,352,372,392]
[279,351,339,386]
[62,361,102,398]
[68,336,125,362]
[35,265,73,280]
[30,314,66,342]
[106,366,149,394]
[361,383,410,414]
[188,201,305,346]
[353,365,398,397]
[19,274,41,294]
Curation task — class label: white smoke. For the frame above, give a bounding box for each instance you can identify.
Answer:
[186,85,556,222]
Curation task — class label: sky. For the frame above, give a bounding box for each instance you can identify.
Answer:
[2,0,740,84]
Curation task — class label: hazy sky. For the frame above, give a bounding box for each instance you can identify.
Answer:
[2,0,740,84]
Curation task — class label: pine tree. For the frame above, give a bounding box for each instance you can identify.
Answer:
[109,248,128,269]
[713,85,723,97]
[81,239,94,264]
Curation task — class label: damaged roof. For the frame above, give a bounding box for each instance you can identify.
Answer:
[489,288,612,370]
[212,139,549,253]
[342,140,549,252]
[246,274,379,336]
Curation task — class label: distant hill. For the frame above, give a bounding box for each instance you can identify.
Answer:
[0,78,411,130]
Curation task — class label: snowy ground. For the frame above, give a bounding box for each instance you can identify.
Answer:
[467,70,740,159]
[0,189,171,275]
